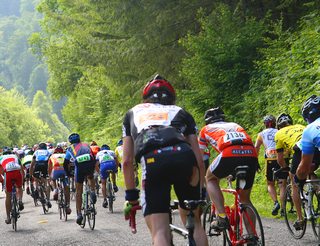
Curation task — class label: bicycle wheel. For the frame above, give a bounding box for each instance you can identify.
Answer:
[87,203,96,230]
[284,184,306,239]
[80,192,87,228]
[311,190,320,240]
[40,187,48,214]
[12,195,17,231]
[202,203,226,246]
[239,204,265,245]
[108,181,114,213]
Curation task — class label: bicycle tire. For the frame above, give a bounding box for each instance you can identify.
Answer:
[284,184,306,239]
[108,181,113,213]
[311,190,320,240]
[87,203,96,230]
[40,187,49,214]
[12,195,17,231]
[239,204,265,246]
[80,191,88,228]
[202,203,226,246]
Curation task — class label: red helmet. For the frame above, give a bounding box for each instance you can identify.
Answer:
[142,74,176,105]
[54,146,64,153]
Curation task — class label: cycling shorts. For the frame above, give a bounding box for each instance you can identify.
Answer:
[74,160,95,183]
[209,146,259,190]
[51,169,67,181]
[265,160,288,181]
[291,145,320,174]
[5,170,23,192]
[33,161,48,179]
[100,161,117,179]
[140,143,200,217]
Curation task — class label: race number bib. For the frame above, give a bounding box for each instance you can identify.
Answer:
[223,132,246,143]
[76,154,91,163]
[6,161,20,171]
[266,149,277,159]
[102,154,113,162]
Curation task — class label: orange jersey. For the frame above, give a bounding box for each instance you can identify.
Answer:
[49,153,65,171]
[90,145,100,157]
[199,121,255,157]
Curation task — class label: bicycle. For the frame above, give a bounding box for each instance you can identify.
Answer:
[169,199,206,246]
[33,170,50,214]
[284,177,320,241]
[105,170,115,213]
[94,172,100,198]
[10,181,20,231]
[80,179,96,230]
[203,165,265,246]
[57,176,68,221]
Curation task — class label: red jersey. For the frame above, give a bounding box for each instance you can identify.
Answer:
[199,121,256,157]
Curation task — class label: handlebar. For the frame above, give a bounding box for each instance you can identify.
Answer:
[126,204,141,234]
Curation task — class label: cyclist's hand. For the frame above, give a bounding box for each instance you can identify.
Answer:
[123,200,139,220]
[294,174,306,188]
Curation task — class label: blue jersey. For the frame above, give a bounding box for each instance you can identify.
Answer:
[65,143,94,164]
[301,118,320,154]
[33,149,51,162]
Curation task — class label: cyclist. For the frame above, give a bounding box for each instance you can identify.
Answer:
[115,139,123,171]
[96,144,119,208]
[63,133,96,225]
[296,95,320,195]
[48,145,71,214]
[122,74,207,246]
[199,107,259,231]
[21,149,34,195]
[30,142,52,208]
[255,115,287,216]
[0,147,24,224]
[274,113,305,230]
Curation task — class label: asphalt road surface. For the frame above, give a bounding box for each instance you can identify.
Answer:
[0,188,319,245]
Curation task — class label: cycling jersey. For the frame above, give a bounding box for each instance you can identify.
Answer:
[33,149,51,162]
[96,150,117,178]
[90,145,100,157]
[301,117,320,154]
[49,153,65,171]
[256,128,278,160]
[22,155,33,169]
[0,154,21,172]
[96,149,116,163]
[275,124,305,154]
[198,121,255,156]
[115,145,123,164]
[122,103,196,161]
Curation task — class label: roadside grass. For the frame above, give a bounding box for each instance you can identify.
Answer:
[117,156,280,220]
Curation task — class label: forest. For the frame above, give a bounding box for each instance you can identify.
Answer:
[0,0,319,147]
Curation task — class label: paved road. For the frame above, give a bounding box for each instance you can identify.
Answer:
[0,188,319,245]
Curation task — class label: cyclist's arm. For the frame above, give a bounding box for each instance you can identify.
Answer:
[95,160,100,173]
[48,159,53,176]
[186,134,205,188]
[296,153,314,180]
[122,136,135,190]
[30,157,36,176]
[254,134,263,155]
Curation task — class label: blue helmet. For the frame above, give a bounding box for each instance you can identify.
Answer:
[68,133,80,144]
[117,139,123,146]
[302,95,320,123]
[101,144,110,151]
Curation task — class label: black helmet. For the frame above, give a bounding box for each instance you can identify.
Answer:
[204,107,225,125]
[142,74,176,105]
[276,113,293,129]
[263,115,276,128]
[2,147,12,155]
[301,95,320,123]
[38,142,47,150]
[101,144,110,151]
[68,133,80,144]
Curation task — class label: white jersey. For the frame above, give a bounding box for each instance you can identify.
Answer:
[0,154,21,172]
[257,128,278,159]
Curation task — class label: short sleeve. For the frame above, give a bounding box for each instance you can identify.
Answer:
[122,111,132,137]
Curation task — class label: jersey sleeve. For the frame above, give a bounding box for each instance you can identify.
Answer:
[182,110,197,136]
[198,127,208,150]
[301,125,320,154]
[275,131,283,152]
[122,110,132,137]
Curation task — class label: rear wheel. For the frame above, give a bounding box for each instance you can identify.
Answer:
[108,181,114,213]
[239,204,265,245]
[11,196,18,231]
[284,184,306,239]
[202,203,226,246]
[87,203,96,230]
[310,190,320,240]
[40,187,48,214]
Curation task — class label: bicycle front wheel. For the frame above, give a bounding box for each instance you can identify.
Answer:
[284,184,306,239]
[239,204,265,246]
[202,203,226,246]
[40,188,49,214]
[311,190,320,240]
[87,203,96,230]
[108,182,114,213]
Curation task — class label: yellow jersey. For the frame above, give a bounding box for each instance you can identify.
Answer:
[115,145,123,164]
[275,124,305,154]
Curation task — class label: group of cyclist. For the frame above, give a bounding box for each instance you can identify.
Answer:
[0,136,122,226]
[1,73,320,245]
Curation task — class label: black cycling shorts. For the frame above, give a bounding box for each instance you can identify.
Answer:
[265,160,288,181]
[75,160,95,183]
[210,155,259,190]
[291,145,320,174]
[140,143,200,217]
[33,162,48,179]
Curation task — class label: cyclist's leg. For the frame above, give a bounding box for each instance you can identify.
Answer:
[99,163,108,200]
[84,161,96,203]
[266,160,281,215]
[75,166,85,215]
[15,170,24,210]
[4,173,12,222]
[145,214,171,245]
